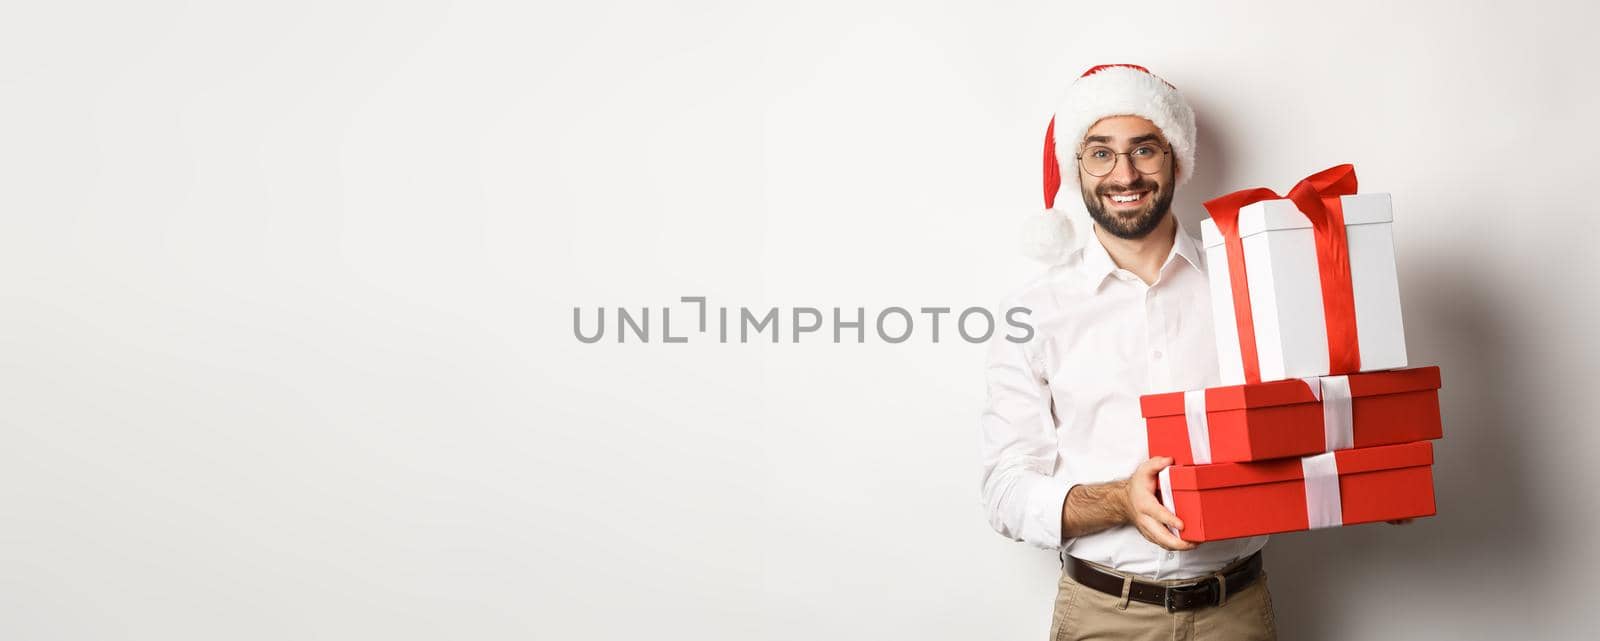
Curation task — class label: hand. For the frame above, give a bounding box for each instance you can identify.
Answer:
[1124,457,1197,551]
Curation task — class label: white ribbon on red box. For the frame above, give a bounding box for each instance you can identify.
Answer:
[1179,376,1355,464]
[1315,375,1354,451]
[1157,466,1179,537]
[1300,452,1344,529]
[1294,377,1351,528]
[1183,390,1212,464]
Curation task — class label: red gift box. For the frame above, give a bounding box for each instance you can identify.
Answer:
[1141,366,1442,465]
[1157,441,1437,542]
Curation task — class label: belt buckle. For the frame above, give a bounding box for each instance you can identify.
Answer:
[1163,577,1218,613]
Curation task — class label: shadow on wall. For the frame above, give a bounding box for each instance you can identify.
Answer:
[1261,238,1546,639]
[1172,92,1235,235]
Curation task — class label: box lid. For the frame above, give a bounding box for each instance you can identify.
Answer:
[1200,192,1393,248]
[1140,366,1441,418]
[1166,441,1433,490]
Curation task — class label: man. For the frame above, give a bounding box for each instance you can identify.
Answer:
[979,65,1275,640]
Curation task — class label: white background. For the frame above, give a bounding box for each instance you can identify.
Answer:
[4,1,1598,639]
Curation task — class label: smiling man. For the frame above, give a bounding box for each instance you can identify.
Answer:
[980,65,1275,640]
[1078,122,1176,240]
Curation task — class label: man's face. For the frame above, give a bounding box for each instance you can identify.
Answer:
[1077,116,1177,240]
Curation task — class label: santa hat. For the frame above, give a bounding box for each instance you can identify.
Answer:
[1022,64,1197,263]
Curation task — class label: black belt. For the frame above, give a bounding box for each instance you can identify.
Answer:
[1064,551,1263,613]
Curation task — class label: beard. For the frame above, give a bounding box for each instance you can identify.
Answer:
[1080,176,1174,240]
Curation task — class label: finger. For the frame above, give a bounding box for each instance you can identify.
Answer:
[1138,514,1197,551]
[1145,503,1184,533]
[1132,508,1196,549]
[1136,456,1174,476]
[1131,461,1171,493]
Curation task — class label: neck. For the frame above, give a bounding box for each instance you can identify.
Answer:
[1095,215,1176,285]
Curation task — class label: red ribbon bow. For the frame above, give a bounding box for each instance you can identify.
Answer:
[1203,164,1363,383]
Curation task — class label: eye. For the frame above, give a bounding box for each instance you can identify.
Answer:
[1132,145,1158,157]
[1088,148,1112,160]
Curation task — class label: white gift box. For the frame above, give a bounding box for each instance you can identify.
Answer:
[1200,193,1408,384]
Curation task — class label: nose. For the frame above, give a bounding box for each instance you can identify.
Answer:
[1107,152,1140,186]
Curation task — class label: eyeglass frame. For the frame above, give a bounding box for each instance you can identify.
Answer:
[1074,143,1173,177]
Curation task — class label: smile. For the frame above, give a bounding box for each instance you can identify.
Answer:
[1104,190,1150,207]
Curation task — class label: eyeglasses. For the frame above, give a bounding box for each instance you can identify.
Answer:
[1076,143,1171,177]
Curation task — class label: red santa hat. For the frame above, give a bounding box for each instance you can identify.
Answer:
[1022,64,1197,262]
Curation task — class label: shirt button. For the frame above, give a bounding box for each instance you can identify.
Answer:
[1166,552,1175,560]
[1152,350,1163,359]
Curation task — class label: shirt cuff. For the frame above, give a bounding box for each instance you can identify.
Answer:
[1022,476,1074,550]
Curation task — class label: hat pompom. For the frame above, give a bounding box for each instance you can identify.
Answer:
[1021,206,1078,263]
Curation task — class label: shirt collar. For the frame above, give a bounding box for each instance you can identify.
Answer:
[1080,226,1120,286]
[1078,221,1204,288]
[1170,223,1203,271]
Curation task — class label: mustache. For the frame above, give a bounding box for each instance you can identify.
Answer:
[1096,179,1159,196]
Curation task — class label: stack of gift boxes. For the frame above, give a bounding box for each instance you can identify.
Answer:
[1141,164,1443,542]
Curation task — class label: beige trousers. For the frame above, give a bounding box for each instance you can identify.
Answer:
[1048,563,1277,641]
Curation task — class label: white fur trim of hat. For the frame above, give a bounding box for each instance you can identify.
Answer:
[1022,64,1197,263]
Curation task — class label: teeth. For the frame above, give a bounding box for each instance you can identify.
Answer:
[1110,193,1144,203]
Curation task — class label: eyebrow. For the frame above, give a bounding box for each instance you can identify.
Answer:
[1083,134,1163,145]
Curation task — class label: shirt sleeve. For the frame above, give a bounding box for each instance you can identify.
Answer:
[978,325,1074,550]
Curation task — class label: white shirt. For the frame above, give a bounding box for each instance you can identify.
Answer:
[979,223,1267,580]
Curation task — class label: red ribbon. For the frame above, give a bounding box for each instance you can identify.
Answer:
[1203,164,1363,383]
